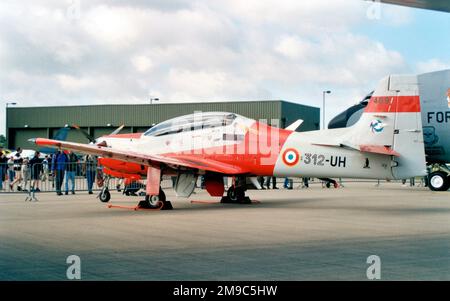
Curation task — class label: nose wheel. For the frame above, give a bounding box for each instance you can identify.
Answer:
[98,176,112,202]
[99,188,111,203]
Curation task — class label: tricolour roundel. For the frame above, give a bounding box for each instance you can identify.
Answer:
[282,148,300,167]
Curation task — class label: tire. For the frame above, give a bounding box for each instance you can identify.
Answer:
[428,172,450,191]
[144,188,166,207]
[227,186,245,203]
[99,189,111,203]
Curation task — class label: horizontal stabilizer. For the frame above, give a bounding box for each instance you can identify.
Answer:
[311,142,399,156]
[359,144,400,157]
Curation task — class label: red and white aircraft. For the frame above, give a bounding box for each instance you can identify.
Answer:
[31,75,427,209]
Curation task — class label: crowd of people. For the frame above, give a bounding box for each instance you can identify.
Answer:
[0,147,99,195]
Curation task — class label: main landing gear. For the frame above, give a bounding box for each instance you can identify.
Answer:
[138,187,173,210]
[427,164,450,192]
[221,177,252,204]
[99,168,173,210]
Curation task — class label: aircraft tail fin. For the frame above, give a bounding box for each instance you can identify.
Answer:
[53,127,70,141]
[345,75,426,179]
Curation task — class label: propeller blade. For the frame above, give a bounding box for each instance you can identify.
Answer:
[109,124,125,136]
[71,124,96,143]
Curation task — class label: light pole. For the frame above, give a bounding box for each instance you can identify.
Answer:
[322,91,331,130]
[5,102,17,149]
[150,98,159,104]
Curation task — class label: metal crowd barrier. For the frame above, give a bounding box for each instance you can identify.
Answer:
[0,162,156,194]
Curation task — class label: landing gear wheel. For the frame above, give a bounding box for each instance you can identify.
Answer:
[428,172,450,191]
[99,188,111,203]
[138,188,173,210]
[222,186,251,204]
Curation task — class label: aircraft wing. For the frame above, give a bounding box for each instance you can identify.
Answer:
[30,138,248,175]
[377,0,450,13]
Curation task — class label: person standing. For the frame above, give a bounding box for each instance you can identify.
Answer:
[0,152,7,191]
[271,177,279,189]
[11,150,23,191]
[41,155,49,184]
[29,151,43,192]
[21,157,31,192]
[65,151,78,195]
[52,150,68,196]
[84,154,97,194]
[283,177,291,189]
[7,156,15,191]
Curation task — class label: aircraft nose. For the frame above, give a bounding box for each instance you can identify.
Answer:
[28,138,37,144]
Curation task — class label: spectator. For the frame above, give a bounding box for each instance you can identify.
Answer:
[29,151,43,192]
[52,149,68,196]
[302,177,309,188]
[21,158,31,192]
[271,177,279,189]
[257,176,266,189]
[42,155,49,183]
[11,150,23,191]
[65,151,78,195]
[7,156,15,191]
[83,155,97,194]
[0,152,7,191]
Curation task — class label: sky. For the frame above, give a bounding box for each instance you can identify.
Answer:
[0,0,449,135]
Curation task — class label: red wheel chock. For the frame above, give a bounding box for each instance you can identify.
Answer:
[107,202,164,211]
[190,200,261,205]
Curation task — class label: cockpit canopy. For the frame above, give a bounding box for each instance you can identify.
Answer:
[144,112,243,137]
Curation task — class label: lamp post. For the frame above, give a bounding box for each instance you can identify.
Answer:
[150,98,159,104]
[5,102,17,149]
[322,91,331,130]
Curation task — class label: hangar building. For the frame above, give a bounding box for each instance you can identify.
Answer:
[5,100,320,149]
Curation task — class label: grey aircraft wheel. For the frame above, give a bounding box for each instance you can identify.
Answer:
[428,172,450,191]
[99,188,111,203]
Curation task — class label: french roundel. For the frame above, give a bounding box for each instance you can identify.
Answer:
[282,148,300,166]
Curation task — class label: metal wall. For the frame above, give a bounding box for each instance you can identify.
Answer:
[281,101,320,131]
[7,101,319,149]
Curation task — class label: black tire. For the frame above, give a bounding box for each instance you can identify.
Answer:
[227,186,245,203]
[99,189,111,203]
[143,188,166,208]
[227,186,237,202]
[428,172,450,191]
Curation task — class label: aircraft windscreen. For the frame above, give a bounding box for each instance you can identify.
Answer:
[144,112,238,137]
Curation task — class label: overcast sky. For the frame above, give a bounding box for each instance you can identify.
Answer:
[1,0,449,135]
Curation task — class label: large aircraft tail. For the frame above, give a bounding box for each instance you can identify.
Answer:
[344,75,427,179]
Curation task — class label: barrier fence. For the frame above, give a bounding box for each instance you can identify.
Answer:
[0,162,426,194]
[0,162,153,194]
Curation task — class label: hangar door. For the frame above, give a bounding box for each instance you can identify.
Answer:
[11,128,47,150]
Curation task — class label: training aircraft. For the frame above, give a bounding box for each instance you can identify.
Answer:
[329,70,450,191]
[30,75,426,210]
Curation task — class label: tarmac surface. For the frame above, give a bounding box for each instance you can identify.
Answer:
[1,181,449,280]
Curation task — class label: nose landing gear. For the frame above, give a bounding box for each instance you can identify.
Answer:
[98,176,111,203]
